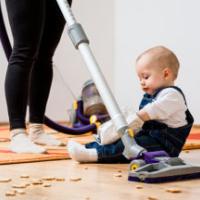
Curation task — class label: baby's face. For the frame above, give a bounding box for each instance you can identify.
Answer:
[136,55,171,95]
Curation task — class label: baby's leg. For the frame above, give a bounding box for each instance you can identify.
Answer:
[67,141,98,163]
[134,131,164,152]
[68,140,129,164]
[88,140,129,163]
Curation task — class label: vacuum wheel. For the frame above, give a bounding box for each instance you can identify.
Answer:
[129,159,146,171]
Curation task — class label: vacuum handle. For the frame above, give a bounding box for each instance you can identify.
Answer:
[56,0,146,159]
[56,0,128,133]
[56,0,76,26]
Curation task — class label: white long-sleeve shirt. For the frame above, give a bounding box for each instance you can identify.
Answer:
[97,87,188,145]
[142,87,188,128]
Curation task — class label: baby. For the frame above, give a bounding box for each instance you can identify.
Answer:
[68,45,194,163]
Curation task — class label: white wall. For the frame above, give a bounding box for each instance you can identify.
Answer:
[0,0,114,122]
[1,0,200,124]
[114,0,200,123]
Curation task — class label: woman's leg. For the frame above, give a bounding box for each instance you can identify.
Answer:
[5,0,46,153]
[29,0,72,123]
[5,0,45,130]
[28,0,72,146]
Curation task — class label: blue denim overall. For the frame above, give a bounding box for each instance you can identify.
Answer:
[85,86,194,163]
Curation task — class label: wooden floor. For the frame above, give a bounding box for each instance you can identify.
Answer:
[0,149,200,200]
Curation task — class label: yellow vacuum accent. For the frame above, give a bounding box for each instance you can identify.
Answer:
[130,163,140,171]
[128,128,134,138]
[90,115,97,123]
[73,101,78,110]
[90,115,101,128]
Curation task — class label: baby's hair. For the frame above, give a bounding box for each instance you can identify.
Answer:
[136,46,180,79]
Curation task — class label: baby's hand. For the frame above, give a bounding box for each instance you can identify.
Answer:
[97,120,120,145]
[97,112,144,145]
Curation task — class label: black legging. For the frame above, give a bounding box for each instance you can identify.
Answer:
[5,0,72,130]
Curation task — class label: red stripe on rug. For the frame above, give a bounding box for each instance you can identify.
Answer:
[188,133,200,140]
[0,149,67,155]
[0,127,9,131]
[0,149,12,153]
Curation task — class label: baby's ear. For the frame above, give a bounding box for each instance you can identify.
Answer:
[163,67,171,79]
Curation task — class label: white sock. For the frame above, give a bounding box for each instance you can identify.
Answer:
[29,123,64,146]
[67,140,98,163]
[10,129,46,154]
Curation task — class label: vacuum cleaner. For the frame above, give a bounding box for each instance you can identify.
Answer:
[69,79,109,127]
[45,80,110,134]
[1,0,200,183]
[128,150,200,183]
[1,0,144,158]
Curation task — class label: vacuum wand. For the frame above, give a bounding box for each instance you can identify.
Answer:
[56,0,146,159]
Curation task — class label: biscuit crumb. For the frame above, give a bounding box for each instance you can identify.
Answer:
[0,178,12,183]
[20,174,29,178]
[12,183,27,189]
[24,182,31,187]
[56,177,65,181]
[15,189,26,195]
[42,177,56,181]
[136,185,143,189]
[32,179,43,185]
[147,196,158,200]
[113,173,122,177]
[70,177,82,182]
[43,183,51,187]
[5,190,16,196]
[166,187,182,193]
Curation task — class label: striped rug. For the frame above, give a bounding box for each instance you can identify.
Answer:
[0,125,93,164]
[0,125,199,164]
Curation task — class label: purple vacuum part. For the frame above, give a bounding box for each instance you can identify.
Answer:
[128,151,200,183]
[76,100,109,124]
[76,100,90,124]
[128,171,200,183]
[44,116,97,134]
[73,122,85,128]
[143,151,169,164]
